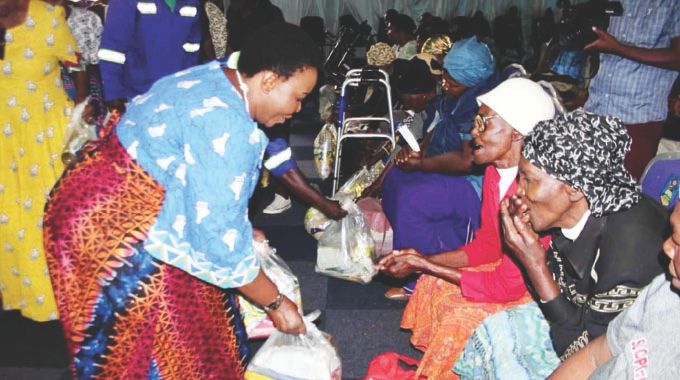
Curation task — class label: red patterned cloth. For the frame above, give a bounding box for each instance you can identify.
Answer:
[43,126,248,379]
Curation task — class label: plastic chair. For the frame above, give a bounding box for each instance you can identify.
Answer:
[331,68,395,195]
[640,152,680,210]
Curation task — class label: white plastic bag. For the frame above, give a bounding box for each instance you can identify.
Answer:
[316,195,377,284]
[61,98,97,164]
[313,123,337,180]
[239,240,302,339]
[304,161,385,242]
[245,311,342,380]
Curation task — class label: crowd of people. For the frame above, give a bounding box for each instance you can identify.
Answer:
[1,0,679,379]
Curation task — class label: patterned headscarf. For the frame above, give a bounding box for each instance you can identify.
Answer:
[421,34,452,56]
[523,109,640,217]
[367,42,396,67]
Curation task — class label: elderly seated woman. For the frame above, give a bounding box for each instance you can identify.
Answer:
[377,78,556,379]
[550,202,680,379]
[454,109,668,379]
[379,37,501,300]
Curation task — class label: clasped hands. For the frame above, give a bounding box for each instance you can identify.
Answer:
[394,146,423,172]
[500,195,546,267]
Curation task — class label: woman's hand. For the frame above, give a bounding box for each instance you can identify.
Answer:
[252,228,267,242]
[500,197,546,267]
[267,296,306,335]
[376,248,427,278]
[396,151,423,172]
[395,145,413,165]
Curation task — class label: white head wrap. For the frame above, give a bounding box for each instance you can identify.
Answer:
[476,78,555,135]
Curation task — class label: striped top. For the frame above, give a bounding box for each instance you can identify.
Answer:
[584,0,680,124]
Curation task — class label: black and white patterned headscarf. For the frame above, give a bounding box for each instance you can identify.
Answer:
[523,109,640,217]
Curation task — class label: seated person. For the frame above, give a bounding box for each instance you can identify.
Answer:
[360,57,438,195]
[377,78,557,379]
[455,109,667,378]
[387,13,418,60]
[550,202,680,379]
[380,37,500,299]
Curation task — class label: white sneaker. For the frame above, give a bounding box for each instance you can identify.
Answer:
[262,193,292,214]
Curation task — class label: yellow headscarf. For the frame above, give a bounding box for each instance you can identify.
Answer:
[421,34,453,56]
[366,42,396,67]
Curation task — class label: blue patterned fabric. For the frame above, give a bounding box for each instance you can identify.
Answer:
[584,0,680,124]
[116,61,268,288]
[550,49,586,83]
[454,302,561,380]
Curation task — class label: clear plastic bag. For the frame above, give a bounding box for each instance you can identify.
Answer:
[336,161,385,199]
[303,161,386,242]
[313,123,337,180]
[356,197,393,259]
[61,98,98,164]
[239,240,302,339]
[245,311,342,380]
[316,195,377,284]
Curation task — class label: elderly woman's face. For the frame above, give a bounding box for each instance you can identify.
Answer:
[441,72,466,98]
[470,105,515,166]
[516,157,575,231]
[256,66,317,127]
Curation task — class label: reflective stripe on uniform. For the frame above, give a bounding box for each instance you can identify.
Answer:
[179,6,197,17]
[183,43,200,53]
[97,48,126,64]
[264,148,292,170]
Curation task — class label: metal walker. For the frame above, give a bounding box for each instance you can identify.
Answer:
[331,68,395,195]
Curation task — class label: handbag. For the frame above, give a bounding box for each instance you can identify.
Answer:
[362,352,422,380]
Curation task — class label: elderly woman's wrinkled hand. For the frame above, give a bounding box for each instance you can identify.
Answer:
[395,145,413,165]
[376,248,426,278]
[396,151,423,172]
[500,198,545,267]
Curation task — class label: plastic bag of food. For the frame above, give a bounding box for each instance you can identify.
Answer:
[303,161,385,241]
[245,311,342,380]
[239,240,302,339]
[356,197,393,259]
[313,123,337,180]
[337,161,385,199]
[61,97,98,165]
[304,206,334,240]
[316,197,377,284]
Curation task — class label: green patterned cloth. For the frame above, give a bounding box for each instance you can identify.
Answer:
[454,302,561,379]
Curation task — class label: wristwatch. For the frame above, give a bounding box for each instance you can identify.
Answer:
[262,292,283,312]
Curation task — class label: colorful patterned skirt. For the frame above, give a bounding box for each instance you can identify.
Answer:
[401,272,533,380]
[43,131,248,379]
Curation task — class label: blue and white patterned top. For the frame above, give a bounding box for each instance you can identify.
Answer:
[584,0,680,124]
[116,61,268,288]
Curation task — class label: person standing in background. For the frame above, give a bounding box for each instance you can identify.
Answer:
[97,0,203,114]
[583,0,680,180]
[0,0,87,321]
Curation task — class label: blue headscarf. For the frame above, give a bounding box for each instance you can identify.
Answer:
[443,37,495,87]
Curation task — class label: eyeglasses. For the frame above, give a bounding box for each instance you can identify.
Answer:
[0,28,5,60]
[474,114,501,133]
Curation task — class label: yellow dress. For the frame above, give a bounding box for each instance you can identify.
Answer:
[0,1,78,321]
